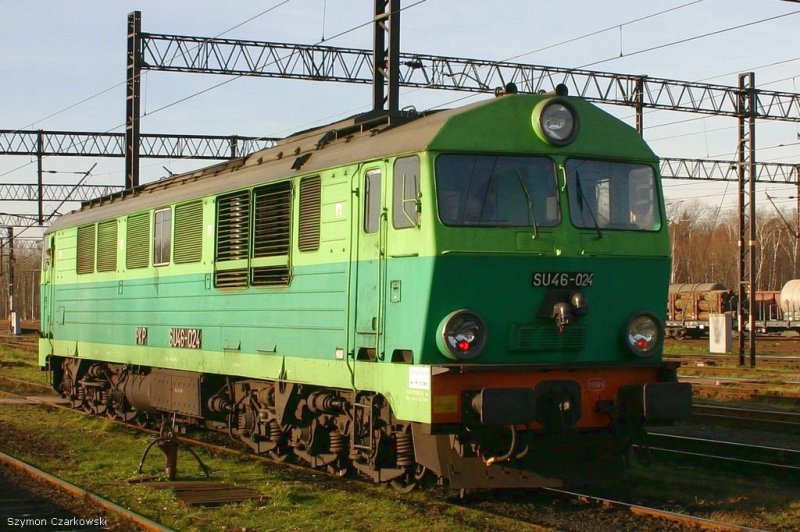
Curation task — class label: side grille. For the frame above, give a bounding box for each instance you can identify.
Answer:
[174,201,203,264]
[96,220,118,272]
[216,190,250,262]
[251,265,291,286]
[214,269,249,288]
[76,224,95,274]
[298,176,321,252]
[126,213,150,269]
[252,181,291,258]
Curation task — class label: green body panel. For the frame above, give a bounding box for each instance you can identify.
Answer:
[40,93,670,424]
[429,96,656,161]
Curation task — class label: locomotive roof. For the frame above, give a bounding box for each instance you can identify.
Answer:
[48,93,655,231]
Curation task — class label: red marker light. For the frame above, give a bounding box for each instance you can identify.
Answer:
[636,339,649,349]
[457,340,472,352]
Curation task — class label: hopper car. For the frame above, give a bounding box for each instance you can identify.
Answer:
[39,85,691,490]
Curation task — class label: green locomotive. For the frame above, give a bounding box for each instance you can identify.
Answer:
[40,86,691,489]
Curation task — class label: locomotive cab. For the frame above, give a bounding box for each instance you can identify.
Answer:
[405,91,692,487]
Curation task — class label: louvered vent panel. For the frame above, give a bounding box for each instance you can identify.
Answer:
[126,213,150,269]
[76,224,95,274]
[511,324,586,352]
[216,191,251,261]
[96,220,118,272]
[253,181,291,258]
[298,177,321,252]
[215,269,249,288]
[252,266,291,286]
[174,201,203,264]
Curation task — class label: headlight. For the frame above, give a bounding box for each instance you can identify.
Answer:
[436,309,488,361]
[533,98,579,146]
[624,312,663,357]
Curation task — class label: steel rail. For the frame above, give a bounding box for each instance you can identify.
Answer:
[645,432,800,471]
[646,445,800,472]
[691,403,800,428]
[0,450,171,531]
[543,487,765,532]
[0,374,52,391]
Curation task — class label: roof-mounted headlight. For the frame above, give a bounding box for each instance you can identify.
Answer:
[533,98,579,146]
[623,312,663,357]
[436,309,488,361]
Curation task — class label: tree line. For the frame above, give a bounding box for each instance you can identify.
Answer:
[669,201,799,291]
[0,245,41,323]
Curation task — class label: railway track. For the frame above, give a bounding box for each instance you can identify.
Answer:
[692,403,800,431]
[645,430,800,476]
[0,379,775,531]
[0,334,39,352]
[0,449,168,531]
[542,488,764,532]
[666,353,800,370]
[679,375,800,403]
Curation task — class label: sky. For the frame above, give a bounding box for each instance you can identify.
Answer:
[2,0,800,240]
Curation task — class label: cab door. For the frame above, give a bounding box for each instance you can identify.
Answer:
[40,234,55,337]
[353,163,388,360]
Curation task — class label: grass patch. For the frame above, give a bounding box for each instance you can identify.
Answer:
[0,403,523,531]
[0,345,48,384]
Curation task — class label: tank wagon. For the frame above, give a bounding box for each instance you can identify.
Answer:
[39,87,691,490]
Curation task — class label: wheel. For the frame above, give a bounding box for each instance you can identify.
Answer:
[390,474,417,494]
[268,450,289,463]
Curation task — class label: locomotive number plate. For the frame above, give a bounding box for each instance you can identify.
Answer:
[531,272,594,288]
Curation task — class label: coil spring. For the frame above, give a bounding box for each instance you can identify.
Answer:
[329,431,345,454]
[269,420,282,443]
[77,387,86,401]
[100,390,110,405]
[396,432,413,467]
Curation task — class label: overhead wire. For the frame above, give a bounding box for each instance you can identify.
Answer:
[0,0,295,183]
[501,0,705,63]
[3,0,431,235]
[4,1,296,236]
[576,10,800,70]
[143,0,429,127]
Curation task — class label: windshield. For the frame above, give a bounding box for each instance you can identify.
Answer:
[566,159,660,231]
[435,154,559,227]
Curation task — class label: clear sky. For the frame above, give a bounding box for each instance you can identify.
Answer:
[2,0,800,239]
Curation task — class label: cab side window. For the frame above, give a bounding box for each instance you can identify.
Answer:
[153,208,172,266]
[393,156,419,229]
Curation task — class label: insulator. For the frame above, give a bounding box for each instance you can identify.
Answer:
[269,420,282,443]
[396,432,414,467]
[329,431,345,454]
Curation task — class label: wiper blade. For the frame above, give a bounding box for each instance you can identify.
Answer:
[575,171,602,240]
[516,170,538,239]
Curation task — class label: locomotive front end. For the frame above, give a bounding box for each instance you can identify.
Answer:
[412,89,692,488]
